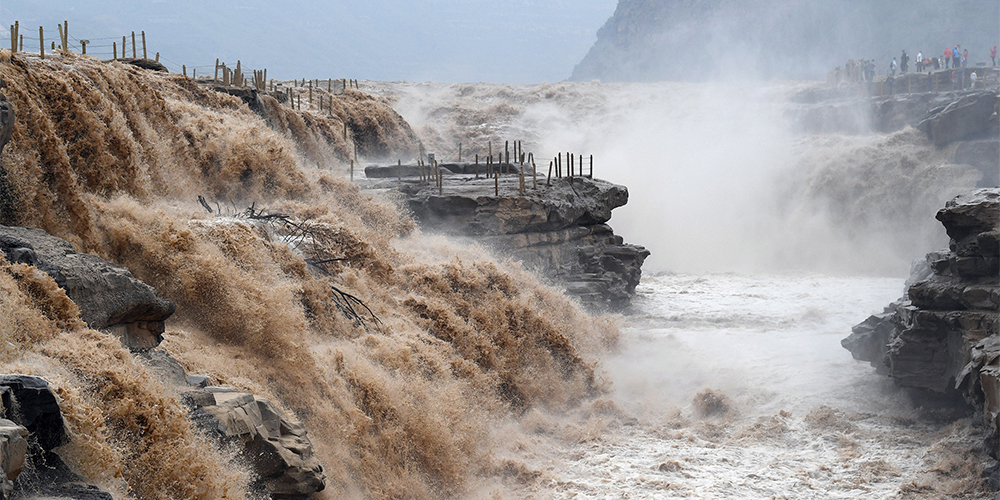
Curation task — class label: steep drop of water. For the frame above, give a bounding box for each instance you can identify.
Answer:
[0,52,617,499]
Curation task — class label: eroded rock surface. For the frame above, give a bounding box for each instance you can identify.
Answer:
[918,91,1000,147]
[182,387,325,500]
[0,375,112,500]
[843,188,1000,476]
[0,225,175,349]
[397,175,649,310]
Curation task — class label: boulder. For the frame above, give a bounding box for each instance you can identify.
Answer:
[182,387,325,500]
[0,375,66,451]
[0,419,27,498]
[0,225,176,349]
[918,91,999,147]
[0,375,113,500]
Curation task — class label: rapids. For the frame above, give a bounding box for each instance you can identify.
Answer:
[0,50,991,499]
[511,274,987,499]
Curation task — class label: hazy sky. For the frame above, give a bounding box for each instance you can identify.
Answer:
[0,0,618,83]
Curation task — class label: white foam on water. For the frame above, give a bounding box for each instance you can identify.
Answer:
[508,274,988,499]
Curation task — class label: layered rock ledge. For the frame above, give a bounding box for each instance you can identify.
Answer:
[369,171,649,310]
[0,225,176,350]
[843,188,1000,477]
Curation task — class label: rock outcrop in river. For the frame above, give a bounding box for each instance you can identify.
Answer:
[843,188,1000,477]
[376,171,649,310]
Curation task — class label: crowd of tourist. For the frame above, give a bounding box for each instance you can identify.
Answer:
[833,43,998,89]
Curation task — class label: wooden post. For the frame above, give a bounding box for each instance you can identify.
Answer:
[142,31,147,59]
[81,40,88,55]
[10,21,16,53]
[547,160,553,187]
[570,153,574,178]
[495,172,499,196]
[235,60,242,86]
[215,59,220,82]
[458,143,462,162]
[438,161,443,196]
[19,34,23,52]
[113,41,117,60]
[122,36,126,58]
[532,161,537,189]
[475,154,479,179]
[309,79,313,108]
[263,69,267,88]
[193,68,197,79]
[328,78,331,92]
[182,65,187,77]
[62,20,68,54]
[350,159,354,182]
[155,52,159,62]
[504,141,509,174]
[131,31,137,58]
[39,26,44,59]
[57,24,64,54]
[590,155,593,179]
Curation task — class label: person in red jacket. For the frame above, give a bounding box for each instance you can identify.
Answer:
[945,47,952,69]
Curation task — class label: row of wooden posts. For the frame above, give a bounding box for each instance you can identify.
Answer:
[371,140,594,198]
[281,79,359,118]
[7,20,164,66]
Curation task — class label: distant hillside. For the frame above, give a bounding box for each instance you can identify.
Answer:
[571,0,1000,81]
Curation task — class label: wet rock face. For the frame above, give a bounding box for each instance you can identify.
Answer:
[399,176,649,310]
[182,387,325,500]
[918,91,1000,147]
[0,375,113,500]
[0,225,176,349]
[843,188,1000,471]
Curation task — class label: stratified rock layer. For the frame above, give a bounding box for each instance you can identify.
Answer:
[843,188,1000,469]
[182,387,325,500]
[0,225,176,349]
[399,175,649,310]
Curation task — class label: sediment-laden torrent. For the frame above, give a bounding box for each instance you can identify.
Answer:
[0,48,995,500]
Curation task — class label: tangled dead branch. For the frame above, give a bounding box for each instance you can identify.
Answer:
[330,285,384,332]
[198,197,384,332]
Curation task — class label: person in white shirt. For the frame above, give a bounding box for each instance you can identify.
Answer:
[916,51,923,72]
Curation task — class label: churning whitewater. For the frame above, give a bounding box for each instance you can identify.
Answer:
[0,46,993,499]
[508,274,986,499]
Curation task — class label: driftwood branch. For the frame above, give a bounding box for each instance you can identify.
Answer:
[330,284,383,331]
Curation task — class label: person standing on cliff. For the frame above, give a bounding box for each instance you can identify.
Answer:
[916,51,923,72]
[944,47,952,69]
[889,58,897,76]
[992,46,997,66]
[901,51,908,73]
[954,46,961,68]
[962,49,968,67]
